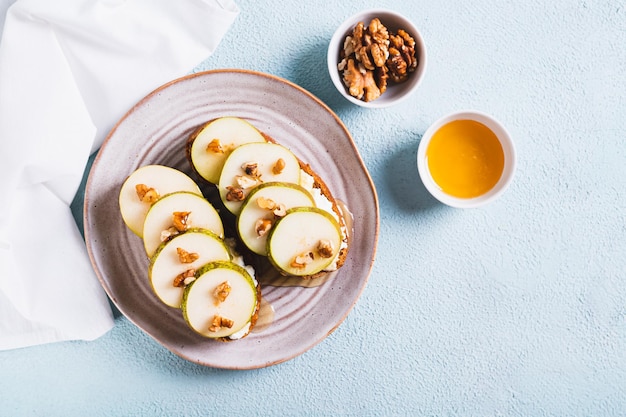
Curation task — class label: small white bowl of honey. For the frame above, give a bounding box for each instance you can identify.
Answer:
[417,110,516,208]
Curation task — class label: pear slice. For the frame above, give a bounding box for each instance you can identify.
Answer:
[118,165,201,237]
[143,191,224,258]
[181,261,258,339]
[188,117,267,184]
[266,207,342,277]
[236,182,315,256]
[148,228,231,308]
[218,142,300,215]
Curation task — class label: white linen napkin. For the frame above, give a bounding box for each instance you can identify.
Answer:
[0,0,239,350]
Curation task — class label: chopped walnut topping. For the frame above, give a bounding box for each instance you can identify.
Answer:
[272,204,286,217]
[255,218,273,237]
[172,211,191,232]
[176,247,199,264]
[225,186,245,201]
[257,196,276,210]
[135,184,160,203]
[241,162,260,178]
[256,197,286,217]
[272,158,286,175]
[236,175,259,189]
[173,268,195,287]
[206,138,224,154]
[317,239,335,258]
[209,315,234,332]
[160,226,179,242]
[290,252,314,269]
[214,281,232,303]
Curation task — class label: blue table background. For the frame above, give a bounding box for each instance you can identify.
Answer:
[2,0,626,415]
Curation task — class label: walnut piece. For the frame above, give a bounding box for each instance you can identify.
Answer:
[176,247,199,264]
[338,18,418,102]
[290,252,314,269]
[206,138,224,154]
[173,268,195,287]
[255,218,273,237]
[272,158,286,175]
[172,211,191,232]
[235,174,259,189]
[160,226,179,242]
[225,186,245,202]
[214,281,232,303]
[387,30,418,83]
[317,239,335,259]
[257,196,276,210]
[272,204,286,217]
[209,315,234,332]
[342,58,382,102]
[256,197,286,217]
[135,184,160,204]
[369,18,390,45]
[351,20,389,71]
[241,162,260,178]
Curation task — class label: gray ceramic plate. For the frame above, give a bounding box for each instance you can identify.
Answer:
[84,69,379,369]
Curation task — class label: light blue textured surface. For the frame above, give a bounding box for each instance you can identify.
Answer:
[2,0,626,415]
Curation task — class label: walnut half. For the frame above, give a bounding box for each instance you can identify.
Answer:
[342,58,383,102]
[176,247,199,264]
[172,211,191,232]
[387,30,418,83]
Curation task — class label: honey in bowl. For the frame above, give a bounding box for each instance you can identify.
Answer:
[425,119,505,198]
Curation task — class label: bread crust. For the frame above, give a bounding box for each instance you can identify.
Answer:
[185,120,211,181]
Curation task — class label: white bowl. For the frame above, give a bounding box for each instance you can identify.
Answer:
[417,110,516,208]
[327,9,427,108]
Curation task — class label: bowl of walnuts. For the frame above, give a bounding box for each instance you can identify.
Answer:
[328,9,427,108]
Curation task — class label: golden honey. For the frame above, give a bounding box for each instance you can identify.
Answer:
[426,119,504,198]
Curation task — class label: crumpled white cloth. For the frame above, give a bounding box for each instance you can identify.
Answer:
[0,0,239,350]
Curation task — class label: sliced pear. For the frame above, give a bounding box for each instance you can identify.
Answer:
[267,207,342,277]
[148,228,231,308]
[237,182,315,256]
[188,117,267,184]
[218,142,300,215]
[118,165,201,237]
[181,261,258,339]
[143,191,224,258]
